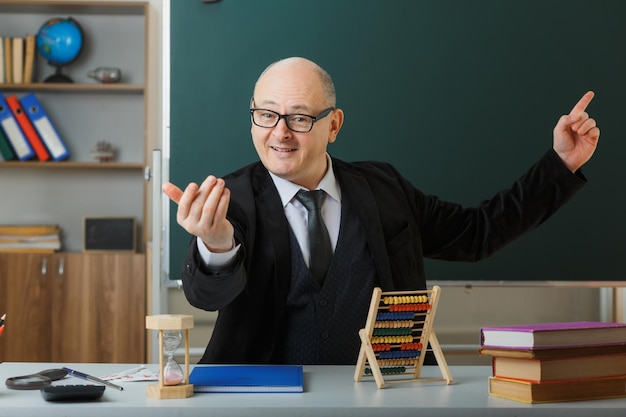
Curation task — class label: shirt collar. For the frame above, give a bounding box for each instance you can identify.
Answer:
[269,154,341,208]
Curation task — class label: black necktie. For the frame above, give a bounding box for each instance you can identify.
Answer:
[295,190,332,285]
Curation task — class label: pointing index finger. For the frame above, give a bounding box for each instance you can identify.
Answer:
[569,91,595,115]
[162,182,184,204]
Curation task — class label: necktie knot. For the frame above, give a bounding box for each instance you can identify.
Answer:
[295,189,325,212]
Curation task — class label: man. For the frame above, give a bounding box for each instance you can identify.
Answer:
[163,57,599,365]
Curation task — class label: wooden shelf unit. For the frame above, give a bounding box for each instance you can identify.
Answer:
[0,1,151,363]
[0,160,144,169]
[0,82,144,93]
[0,0,150,249]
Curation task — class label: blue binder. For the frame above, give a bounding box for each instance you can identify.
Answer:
[19,93,69,161]
[189,365,304,393]
[0,93,34,160]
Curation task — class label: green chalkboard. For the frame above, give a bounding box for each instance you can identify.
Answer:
[170,0,626,282]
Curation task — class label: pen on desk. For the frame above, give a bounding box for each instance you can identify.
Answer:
[62,367,124,391]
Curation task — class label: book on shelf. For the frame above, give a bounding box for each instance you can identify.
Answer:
[0,234,60,242]
[491,353,626,383]
[0,247,58,253]
[6,94,50,161]
[23,35,35,84]
[20,93,69,161]
[488,375,626,404]
[0,37,4,83]
[0,224,61,252]
[0,225,60,236]
[480,322,626,350]
[0,92,34,160]
[11,37,23,84]
[0,35,36,85]
[0,240,61,251]
[189,365,304,393]
[0,122,16,160]
[3,37,11,84]
[0,224,60,236]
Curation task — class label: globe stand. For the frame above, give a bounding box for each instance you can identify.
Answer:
[44,65,73,83]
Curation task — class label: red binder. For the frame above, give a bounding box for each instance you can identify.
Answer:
[6,95,50,161]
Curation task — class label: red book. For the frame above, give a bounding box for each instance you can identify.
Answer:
[5,95,50,161]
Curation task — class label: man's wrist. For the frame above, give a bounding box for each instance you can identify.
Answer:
[197,236,240,270]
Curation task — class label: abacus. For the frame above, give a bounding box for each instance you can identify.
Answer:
[354,285,452,388]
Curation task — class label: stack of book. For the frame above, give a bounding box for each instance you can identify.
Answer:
[479,321,626,403]
[0,35,36,85]
[0,224,62,252]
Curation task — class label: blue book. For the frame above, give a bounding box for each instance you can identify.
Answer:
[0,93,34,160]
[19,93,69,161]
[189,365,304,393]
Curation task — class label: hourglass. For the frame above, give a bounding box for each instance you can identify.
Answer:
[163,330,184,385]
[146,314,194,399]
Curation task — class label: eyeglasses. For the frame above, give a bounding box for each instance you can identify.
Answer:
[249,107,334,133]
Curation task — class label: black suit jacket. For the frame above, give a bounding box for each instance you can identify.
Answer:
[181,149,585,363]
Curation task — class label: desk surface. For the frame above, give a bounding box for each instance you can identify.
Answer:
[1,362,626,416]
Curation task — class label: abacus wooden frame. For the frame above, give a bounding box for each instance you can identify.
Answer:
[354,285,453,389]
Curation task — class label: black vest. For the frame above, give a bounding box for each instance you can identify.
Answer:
[282,195,379,364]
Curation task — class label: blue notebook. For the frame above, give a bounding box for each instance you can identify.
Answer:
[189,365,304,393]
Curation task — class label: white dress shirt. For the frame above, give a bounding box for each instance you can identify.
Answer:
[197,155,341,269]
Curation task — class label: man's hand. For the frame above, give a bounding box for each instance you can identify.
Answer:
[553,91,600,173]
[162,175,234,252]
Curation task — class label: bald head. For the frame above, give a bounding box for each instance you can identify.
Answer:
[254,57,336,108]
[249,57,344,189]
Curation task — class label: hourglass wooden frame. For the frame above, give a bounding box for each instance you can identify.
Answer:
[146,314,194,399]
[354,286,453,389]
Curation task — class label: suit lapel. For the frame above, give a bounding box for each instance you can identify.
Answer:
[251,166,292,298]
[334,160,394,290]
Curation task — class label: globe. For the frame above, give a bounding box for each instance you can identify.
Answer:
[36,17,84,83]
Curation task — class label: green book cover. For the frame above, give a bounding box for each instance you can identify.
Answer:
[0,125,16,160]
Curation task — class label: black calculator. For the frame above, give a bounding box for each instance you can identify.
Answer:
[40,384,105,401]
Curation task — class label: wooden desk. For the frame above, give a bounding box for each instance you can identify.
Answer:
[1,362,626,416]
